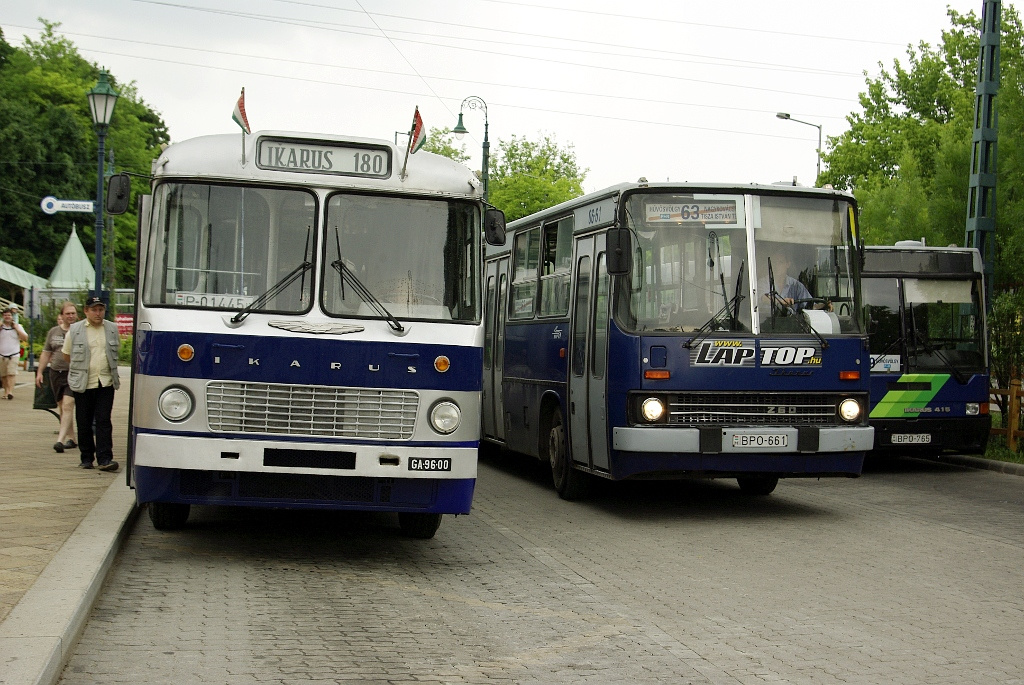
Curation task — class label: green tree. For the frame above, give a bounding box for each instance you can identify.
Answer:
[487,134,587,221]
[0,22,168,289]
[821,7,1024,290]
[420,126,469,164]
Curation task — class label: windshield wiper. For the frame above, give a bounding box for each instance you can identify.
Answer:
[230,261,312,324]
[732,260,746,325]
[910,335,967,384]
[331,259,405,333]
[794,308,829,349]
[868,334,903,371]
[907,309,965,383]
[684,291,746,349]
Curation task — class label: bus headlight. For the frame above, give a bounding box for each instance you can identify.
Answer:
[158,387,194,422]
[966,403,980,416]
[838,398,861,423]
[429,400,461,434]
[641,397,665,422]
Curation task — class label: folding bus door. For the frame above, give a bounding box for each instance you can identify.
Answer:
[482,257,509,442]
[568,238,593,468]
[588,235,610,471]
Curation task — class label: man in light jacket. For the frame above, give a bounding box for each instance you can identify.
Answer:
[62,296,121,472]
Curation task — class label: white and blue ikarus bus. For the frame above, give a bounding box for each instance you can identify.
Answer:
[106,130,504,537]
[482,182,873,499]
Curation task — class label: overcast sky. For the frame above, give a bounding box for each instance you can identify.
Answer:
[2,0,1005,193]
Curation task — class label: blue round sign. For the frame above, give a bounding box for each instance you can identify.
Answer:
[40,196,58,215]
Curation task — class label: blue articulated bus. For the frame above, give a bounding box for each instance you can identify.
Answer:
[482,182,873,499]
[862,243,990,454]
[107,130,504,537]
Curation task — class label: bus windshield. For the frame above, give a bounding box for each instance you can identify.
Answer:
[619,191,861,335]
[321,194,480,323]
[144,183,316,312]
[905,278,985,372]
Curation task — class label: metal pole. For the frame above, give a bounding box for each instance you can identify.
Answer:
[815,124,822,182]
[454,96,490,202]
[965,0,1000,311]
[94,126,105,302]
[482,116,490,203]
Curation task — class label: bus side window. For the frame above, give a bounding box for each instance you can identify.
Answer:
[540,216,573,317]
[510,227,539,319]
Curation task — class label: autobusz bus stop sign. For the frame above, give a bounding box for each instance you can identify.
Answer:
[40,196,94,215]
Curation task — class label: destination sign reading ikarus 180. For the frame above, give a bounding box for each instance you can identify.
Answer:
[256,137,392,178]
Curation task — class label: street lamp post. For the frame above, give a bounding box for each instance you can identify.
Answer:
[86,70,119,303]
[452,96,489,202]
[776,112,822,183]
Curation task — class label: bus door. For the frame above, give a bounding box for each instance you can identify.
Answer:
[568,234,610,471]
[483,257,509,441]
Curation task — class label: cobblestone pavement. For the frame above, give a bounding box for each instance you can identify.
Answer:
[58,452,1024,684]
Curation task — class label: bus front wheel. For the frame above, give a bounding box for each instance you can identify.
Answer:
[148,501,190,530]
[398,512,442,539]
[547,406,589,501]
[737,476,779,496]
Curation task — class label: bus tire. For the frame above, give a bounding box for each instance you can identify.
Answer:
[398,512,442,539]
[736,476,779,496]
[547,406,589,501]
[148,501,190,530]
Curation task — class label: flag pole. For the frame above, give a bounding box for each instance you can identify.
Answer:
[241,88,246,165]
[399,106,419,181]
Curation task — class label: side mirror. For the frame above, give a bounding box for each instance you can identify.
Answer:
[106,173,131,215]
[606,227,631,275]
[484,207,506,246]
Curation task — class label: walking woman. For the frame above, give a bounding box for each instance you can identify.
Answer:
[37,301,79,452]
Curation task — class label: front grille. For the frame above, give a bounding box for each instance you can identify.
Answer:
[206,381,419,439]
[667,393,841,426]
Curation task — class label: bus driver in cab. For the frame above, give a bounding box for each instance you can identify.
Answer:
[758,246,829,317]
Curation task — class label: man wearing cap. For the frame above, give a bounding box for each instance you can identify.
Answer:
[0,307,28,400]
[62,296,121,471]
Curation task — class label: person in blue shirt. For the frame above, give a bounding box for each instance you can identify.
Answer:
[763,250,813,315]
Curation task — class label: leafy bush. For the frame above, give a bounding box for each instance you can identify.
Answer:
[119,336,133,364]
[989,289,1024,416]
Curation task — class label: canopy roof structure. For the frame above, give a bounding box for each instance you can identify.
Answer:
[0,259,47,291]
[47,224,93,290]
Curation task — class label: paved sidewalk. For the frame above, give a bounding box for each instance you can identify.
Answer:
[0,370,136,685]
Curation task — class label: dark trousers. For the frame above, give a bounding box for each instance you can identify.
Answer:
[74,385,115,465]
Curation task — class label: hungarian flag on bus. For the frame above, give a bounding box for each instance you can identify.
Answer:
[232,88,251,134]
[409,107,426,154]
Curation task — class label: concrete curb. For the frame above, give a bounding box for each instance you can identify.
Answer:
[0,479,137,685]
[920,453,1024,477]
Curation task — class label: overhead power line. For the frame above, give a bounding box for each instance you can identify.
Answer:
[4,24,847,123]
[122,3,861,104]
